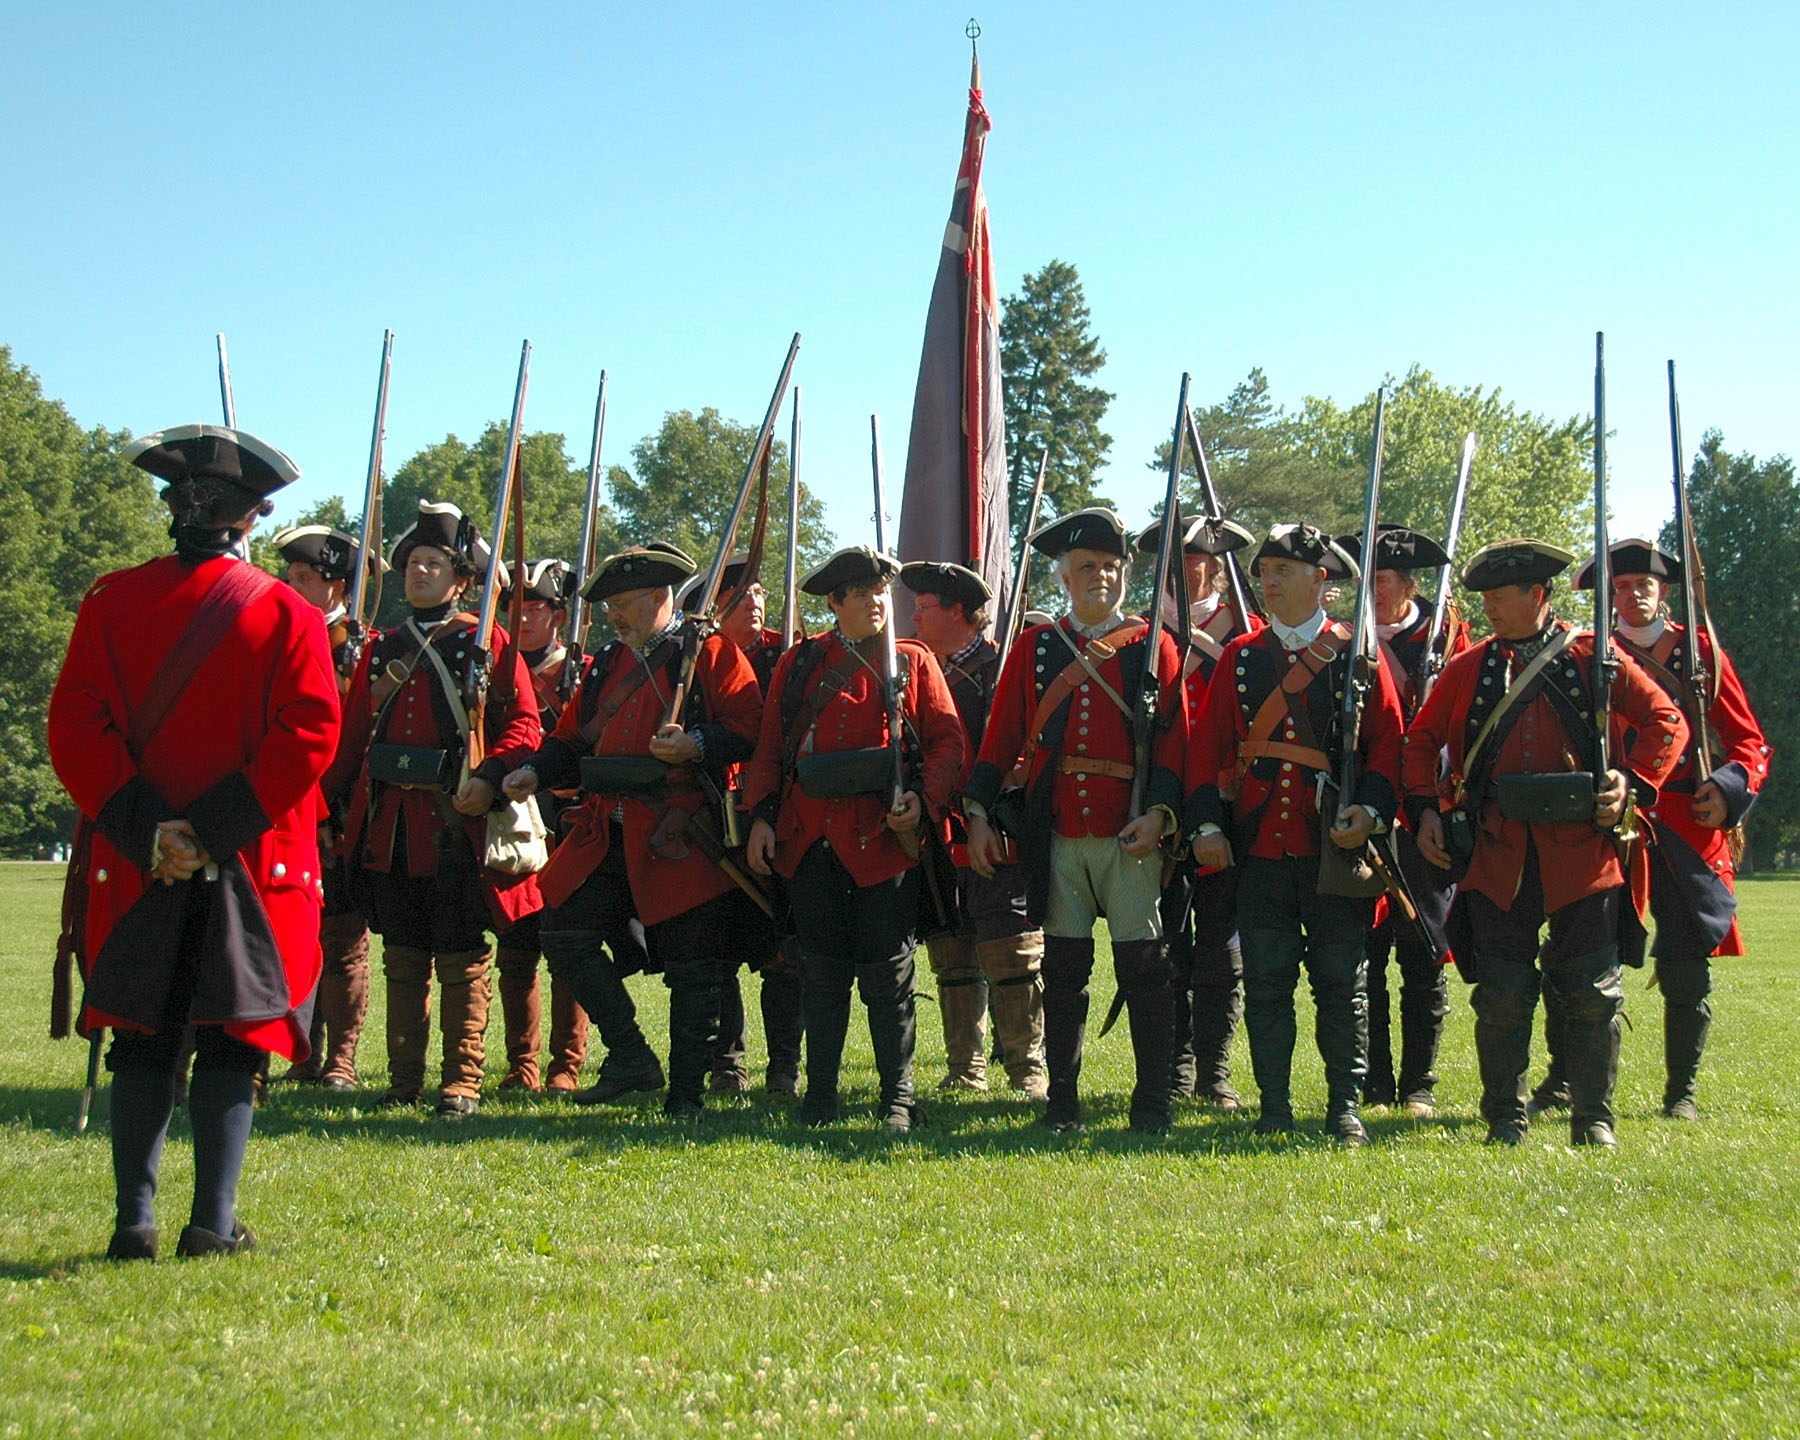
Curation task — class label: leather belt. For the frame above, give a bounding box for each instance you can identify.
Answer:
[1056,756,1134,780]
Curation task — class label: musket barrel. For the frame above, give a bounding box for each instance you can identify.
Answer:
[216,333,236,428]
[568,370,609,664]
[1131,375,1190,819]
[351,329,395,630]
[782,385,802,647]
[1593,332,1612,780]
[1184,404,1257,632]
[475,340,533,655]
[1420,430,1476,704]
[1339,385,1388,813]
[997,448,1049,673]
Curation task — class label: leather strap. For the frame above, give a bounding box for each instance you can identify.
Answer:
[578,637,680,749]
[1055,756,1134,780]
[129,561,275,757]
[1455,627,1580,806]
[1020,620,1148,776]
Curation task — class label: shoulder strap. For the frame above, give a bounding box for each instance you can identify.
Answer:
[578,636,680,748]
[1459,627,1580,802]
[128,561,275,758]
[782,643,868,774]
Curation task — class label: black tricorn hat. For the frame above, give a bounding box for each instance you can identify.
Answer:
[1336,525,1451,573]
[389,500,488,573]
[1029,507,1129,560]
[502,557,574,607]
[801,546,900,597]
[899,560,992,613]
[1133,515,1256,558]
[272,525,385,583]
[1572,537,1682,590]
[1252,523,1360,581]
[678,550,761,609]
[583,544,697,603]
[1460,538,1575,591]
[125,424,300,499]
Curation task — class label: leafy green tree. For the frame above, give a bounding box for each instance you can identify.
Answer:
[1662,431,1797,868]
[0,347,165,855]
[1000,260,1115,537]
[610,407,838,630]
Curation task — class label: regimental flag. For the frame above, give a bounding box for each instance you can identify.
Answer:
[897,48,1009,636]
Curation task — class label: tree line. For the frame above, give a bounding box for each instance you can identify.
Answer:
[5,286,1793,863]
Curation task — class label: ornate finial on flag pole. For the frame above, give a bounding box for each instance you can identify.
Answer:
[966,18,981,84]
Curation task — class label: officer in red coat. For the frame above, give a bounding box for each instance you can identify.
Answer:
[1336,525,1471,1118]
[1134,514,1261,1113]
[49,425,340,1259]
[506,545,766,1119]
[1525,540,1770,1121]
[902,559,1047,1100]
[491,557,591,1094]
[322,500,543,1118]
[1187,525,1404,1147]
[271,523,385,1090]
[680,553,805,1096]
[744,547,967,1132]
[1405,540,1688,1146]
[963,509,1190,1135]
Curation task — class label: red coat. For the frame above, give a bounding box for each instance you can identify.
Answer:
[49,555,341,1059]
[535,629,762,926]
[743,631,966,887]
[1186,621,1404,859]
[966,618,1189,840]
[1402,622,1688,917]
[1618,621,1769,955]
[324,614,542,929]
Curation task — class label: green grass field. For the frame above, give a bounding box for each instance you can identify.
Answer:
[3,861,1798,1438]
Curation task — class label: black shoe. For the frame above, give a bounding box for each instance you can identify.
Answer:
[799,1098,841,1128]
[1362,1082,1397,1109]
[1572,1121,1617,1148]
[1040,1112,1085,1135]
[1252,1109,1296,1136]
[1202,1085,1242,1113]
[765,1066,800,1097]
[571,1065,667,1106]
[1525,1085,1570,1119]
[1330,1112,1368,1149]
[665,1097,704,1121]
[435,1093,479,1119]
[1485,1122,1527,1147]
[175,1221,256,1258]
[321,1076,357,1094]
[708,1068,750,1094]
[1662,1097,1700,1122]
[106,1224,157,1261]
[374,1087,421,1109]
[1129,1112,1172,1136]
[881,1102,917,1134]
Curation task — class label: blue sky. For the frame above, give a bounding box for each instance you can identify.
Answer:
[6,2,1795,550]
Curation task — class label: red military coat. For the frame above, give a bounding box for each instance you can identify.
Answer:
[1618,621,1769,955]
[1402,621,1688,917]
[743,631,966,887]
[324,613,542,929]
[49,555,341,1059]
[535,628,761,927]
[1186,620,1404,858]
[966,617,1189,839]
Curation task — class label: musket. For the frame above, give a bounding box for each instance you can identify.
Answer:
[466,340,532,771]
[1592,334,1615,798]
[1183,404,1260,632]
[781,385,803,648]
[870,413,920,861]
[563,370,609,700]
[1131,375,1190,821]
[1668,360,1717,779]
[216,333,236,427]
[1419,431,1477,706]
[1337,386,1387,828]
[995,448,1049,675]
[343,328,395,679]
[663,333,801,725]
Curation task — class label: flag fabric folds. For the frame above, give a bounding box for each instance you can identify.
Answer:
[898,53,1009,634]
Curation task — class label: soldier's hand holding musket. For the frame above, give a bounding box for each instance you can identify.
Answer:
[1329,804,1376,850]
[1191,827,1233,872]
[1690,779,1728,829]
[648,722,702,765]
[452,775,496,816]
[1593,768,1630,830]
[745,817,776,877]
[1117,811,1166,858]
[885,790,923,833]
[151,819,208,884]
